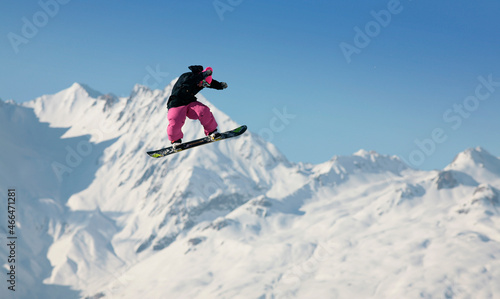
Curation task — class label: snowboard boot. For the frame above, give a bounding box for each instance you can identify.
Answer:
[171,139,182,152]
[209,129,222,141]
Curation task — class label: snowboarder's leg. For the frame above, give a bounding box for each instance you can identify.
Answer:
[167,105,188,142]
[186,101,218,136]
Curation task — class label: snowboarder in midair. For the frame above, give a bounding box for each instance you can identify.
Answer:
[167,65,228,151]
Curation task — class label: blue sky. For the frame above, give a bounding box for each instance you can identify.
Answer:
[1,0,500,170]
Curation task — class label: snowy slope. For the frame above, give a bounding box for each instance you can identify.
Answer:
[1,82,500,299]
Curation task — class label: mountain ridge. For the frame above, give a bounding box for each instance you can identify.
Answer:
[1,82,500,298]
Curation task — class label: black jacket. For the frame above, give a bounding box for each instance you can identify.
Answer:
[167,65,225,109]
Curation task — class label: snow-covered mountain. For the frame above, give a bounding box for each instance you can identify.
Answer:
[1,82,499,299]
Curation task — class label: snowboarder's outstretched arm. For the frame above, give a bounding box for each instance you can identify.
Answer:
[208,79,228,90]
[187,65,226,89]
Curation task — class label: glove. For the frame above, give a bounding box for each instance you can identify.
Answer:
[220,82,228,89]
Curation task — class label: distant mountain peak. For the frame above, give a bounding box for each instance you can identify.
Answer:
[447,147,500,175]
[132,83,150,92]
[451,147,491,164]
[353,149,375,157]
[69,82,103,98]
[313,150,408,187]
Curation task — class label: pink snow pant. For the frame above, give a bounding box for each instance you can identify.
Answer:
[167,101,218,142]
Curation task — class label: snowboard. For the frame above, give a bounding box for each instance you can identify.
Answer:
[147,125,247,158]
